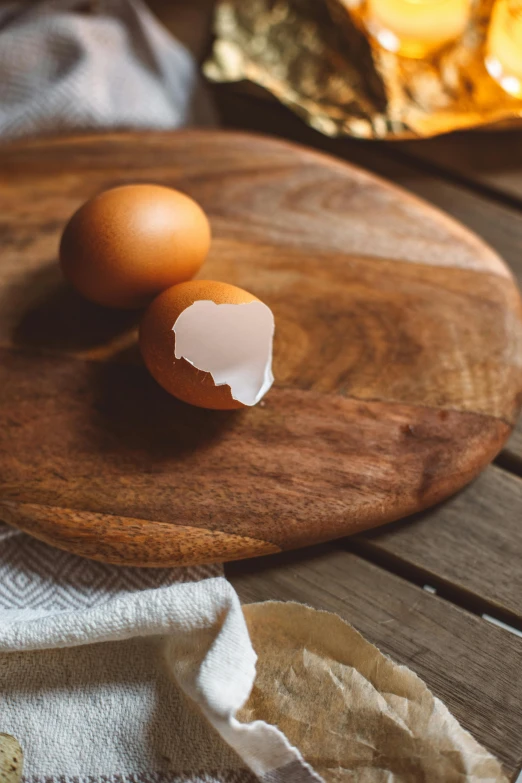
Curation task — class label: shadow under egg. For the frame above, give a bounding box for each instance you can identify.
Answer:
[87,349,243,461]
[10,261,140,354]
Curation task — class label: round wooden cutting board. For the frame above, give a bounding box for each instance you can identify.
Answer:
[1,130,522,567]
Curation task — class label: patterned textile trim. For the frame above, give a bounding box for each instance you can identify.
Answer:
[0,522,219,612]
[21,770,256,783]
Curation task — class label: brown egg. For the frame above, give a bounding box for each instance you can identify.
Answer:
[140,280,275,410]
[59,184,211,309]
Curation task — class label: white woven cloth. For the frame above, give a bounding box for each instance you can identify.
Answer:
[0,0,212,139]
[0,522,319,782]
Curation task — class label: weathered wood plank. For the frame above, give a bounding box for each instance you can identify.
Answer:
[355,464,522,621]
[227,546,522,777]
[398,130,522,205]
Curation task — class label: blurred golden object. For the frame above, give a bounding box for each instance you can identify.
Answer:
[486,0,522,97]
[365,0,472,58]
[204,0,522,139]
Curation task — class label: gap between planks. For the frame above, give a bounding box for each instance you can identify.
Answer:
[353,462,522,624]
[346,535,522,635]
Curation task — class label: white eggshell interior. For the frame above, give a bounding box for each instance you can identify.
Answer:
[172,300,275,406]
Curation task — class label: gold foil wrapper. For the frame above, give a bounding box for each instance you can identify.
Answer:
[203,0,522,139]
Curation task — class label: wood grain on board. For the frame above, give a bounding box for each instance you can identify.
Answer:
[214,91,522,465]
[226,546,522,777]
[1,130,522,566]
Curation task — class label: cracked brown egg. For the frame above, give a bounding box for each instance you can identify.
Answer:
[59,184,211,309]
[139,280,275,410]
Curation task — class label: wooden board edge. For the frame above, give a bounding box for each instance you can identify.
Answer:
[0,500,280,567]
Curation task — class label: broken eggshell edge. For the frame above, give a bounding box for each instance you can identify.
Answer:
[172,299,275,407]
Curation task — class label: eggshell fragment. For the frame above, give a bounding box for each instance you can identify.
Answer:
[59,184,211,309]
[139,280,275,410]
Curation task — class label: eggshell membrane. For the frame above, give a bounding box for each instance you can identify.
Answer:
[139,280,260,410]
[59,184,211,309]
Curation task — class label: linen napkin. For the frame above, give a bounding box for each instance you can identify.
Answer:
[0,0,213,139]
[0,521,319,781]
[0,522,509,782]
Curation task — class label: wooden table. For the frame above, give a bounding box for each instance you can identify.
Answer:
[203,78,522,783]
[6,0,522,776]
[100,1,522,776]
